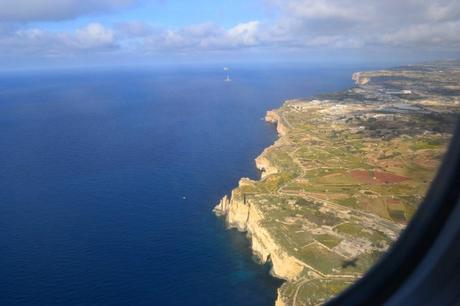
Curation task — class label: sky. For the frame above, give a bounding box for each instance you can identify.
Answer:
[0,0,459,69]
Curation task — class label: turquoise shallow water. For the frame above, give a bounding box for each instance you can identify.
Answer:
[0,65,358,306]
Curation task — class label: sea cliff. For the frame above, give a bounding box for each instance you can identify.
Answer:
[214,177,305,282]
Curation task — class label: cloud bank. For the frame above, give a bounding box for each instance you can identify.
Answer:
[0,0,459,65]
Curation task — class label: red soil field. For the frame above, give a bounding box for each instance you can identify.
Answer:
[350,170,408,184]
[387,199,402,206]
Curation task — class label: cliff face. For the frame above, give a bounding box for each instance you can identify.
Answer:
[213,179,304,281]
[265,110,288,136]
[255,154,278,179]
[213,110,310,306]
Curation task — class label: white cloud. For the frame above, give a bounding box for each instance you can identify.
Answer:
[263,0,460,50]
[73,23,116,49]
[141,21,263,52]
[381,20,460,48]
[0,23,117,57]
[227,21,260,46]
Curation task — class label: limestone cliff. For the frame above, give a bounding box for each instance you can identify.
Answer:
[265,110,288,136]
[255,154,278,179]
[213,177,304,281]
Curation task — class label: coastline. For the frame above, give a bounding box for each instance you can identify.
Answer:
[213,106,315,306]
[213,62,460,305]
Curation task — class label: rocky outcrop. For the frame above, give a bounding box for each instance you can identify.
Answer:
[213,195,230,216]
[265,110,288,136]
[352,72,370,85]
[275,289,288,306]
[265,110,279,123]
[255,154,278,179]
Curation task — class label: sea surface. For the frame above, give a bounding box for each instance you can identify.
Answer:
[0,65,361,306]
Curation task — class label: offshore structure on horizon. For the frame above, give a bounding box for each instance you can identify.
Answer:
[224,67,231,82]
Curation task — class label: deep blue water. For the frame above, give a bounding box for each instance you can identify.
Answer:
[0,65,357,306]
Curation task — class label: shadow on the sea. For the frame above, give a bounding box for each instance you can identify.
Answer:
[216,215,284,287]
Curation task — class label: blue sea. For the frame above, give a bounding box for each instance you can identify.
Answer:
[0,65,360,306]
